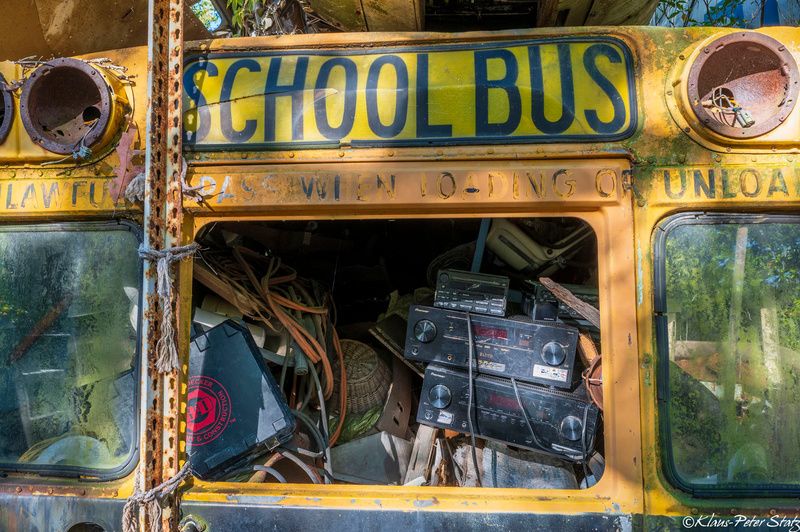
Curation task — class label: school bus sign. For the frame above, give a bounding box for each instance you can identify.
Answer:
[183,37,637,150]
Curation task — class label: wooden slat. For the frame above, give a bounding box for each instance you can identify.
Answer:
[583,0,660,25]
[363,0,424,30]
[578,332,600,366]
[538,0,658,26]
[539,277,601,329]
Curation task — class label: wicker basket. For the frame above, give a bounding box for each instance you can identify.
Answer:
[335,339,392,414]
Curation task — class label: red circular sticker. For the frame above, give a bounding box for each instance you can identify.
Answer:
[187,376,232,447]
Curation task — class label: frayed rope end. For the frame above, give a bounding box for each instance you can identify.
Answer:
[139,243,200,374]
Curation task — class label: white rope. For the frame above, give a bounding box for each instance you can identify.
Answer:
[125,173,146,203]
[138,242,200,373]
[122,461,192,532]
[179,157,207,202]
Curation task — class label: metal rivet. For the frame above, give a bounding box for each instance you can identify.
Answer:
[288,152,295,158]
[338,151,345,157]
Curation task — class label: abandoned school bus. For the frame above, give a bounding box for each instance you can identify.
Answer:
[0,22,799,532]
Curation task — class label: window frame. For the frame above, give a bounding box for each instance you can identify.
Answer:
[0,220,142,481]
[654,211,800,498]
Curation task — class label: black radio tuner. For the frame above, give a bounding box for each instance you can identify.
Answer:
[433,269,509,317]
[404,305,579,389]
[417,364,599,462]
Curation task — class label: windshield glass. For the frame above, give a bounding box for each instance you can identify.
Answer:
[0,224,139,475]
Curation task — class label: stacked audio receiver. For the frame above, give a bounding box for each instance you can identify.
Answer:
[404,269,599,462]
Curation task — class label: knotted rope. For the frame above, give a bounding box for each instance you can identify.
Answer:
[138,242,200,373]
[125,172,146,203]
[122,461,192,532]
[179,157,208,203]
[125,159,207,205]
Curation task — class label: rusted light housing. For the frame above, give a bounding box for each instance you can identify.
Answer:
[687,33,799,139]
[0,75,13,145]
[19,57,129,156]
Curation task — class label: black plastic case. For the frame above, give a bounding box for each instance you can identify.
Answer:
[187,320,294,479]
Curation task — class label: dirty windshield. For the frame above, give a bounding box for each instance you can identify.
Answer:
[0,224,139,475]
[663,217,800,491]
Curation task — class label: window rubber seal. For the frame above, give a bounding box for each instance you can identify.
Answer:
[654,211,800,498]
[0,219,142,482]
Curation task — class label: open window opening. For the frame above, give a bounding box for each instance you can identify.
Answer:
[189,217,604,489]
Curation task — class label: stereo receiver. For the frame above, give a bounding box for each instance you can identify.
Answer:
[404,305,579,388]
[417,364,599,461]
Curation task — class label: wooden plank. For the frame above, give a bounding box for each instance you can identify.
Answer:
[539,0,658,26]
[308,0,368,31]
[578,332,599,366]
[403,424,437,485]
[363,0,424,31]
[583,0,660,25]
[539,277,601,329]
[0,0,210,62]
[538,0,592,26]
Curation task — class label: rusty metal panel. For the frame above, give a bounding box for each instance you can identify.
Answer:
[137,0,188,529]
[0,177,121,214]
[0,492,124,531]
[184,159,627,215]
[160,0,189,528]
[179,501,639,531]
[645,164,800,206]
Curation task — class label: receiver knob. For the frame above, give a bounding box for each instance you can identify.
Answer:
[414,319,437,343]
[560,415,583,442]
[542,341,566,366]
[428,384,452,409]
